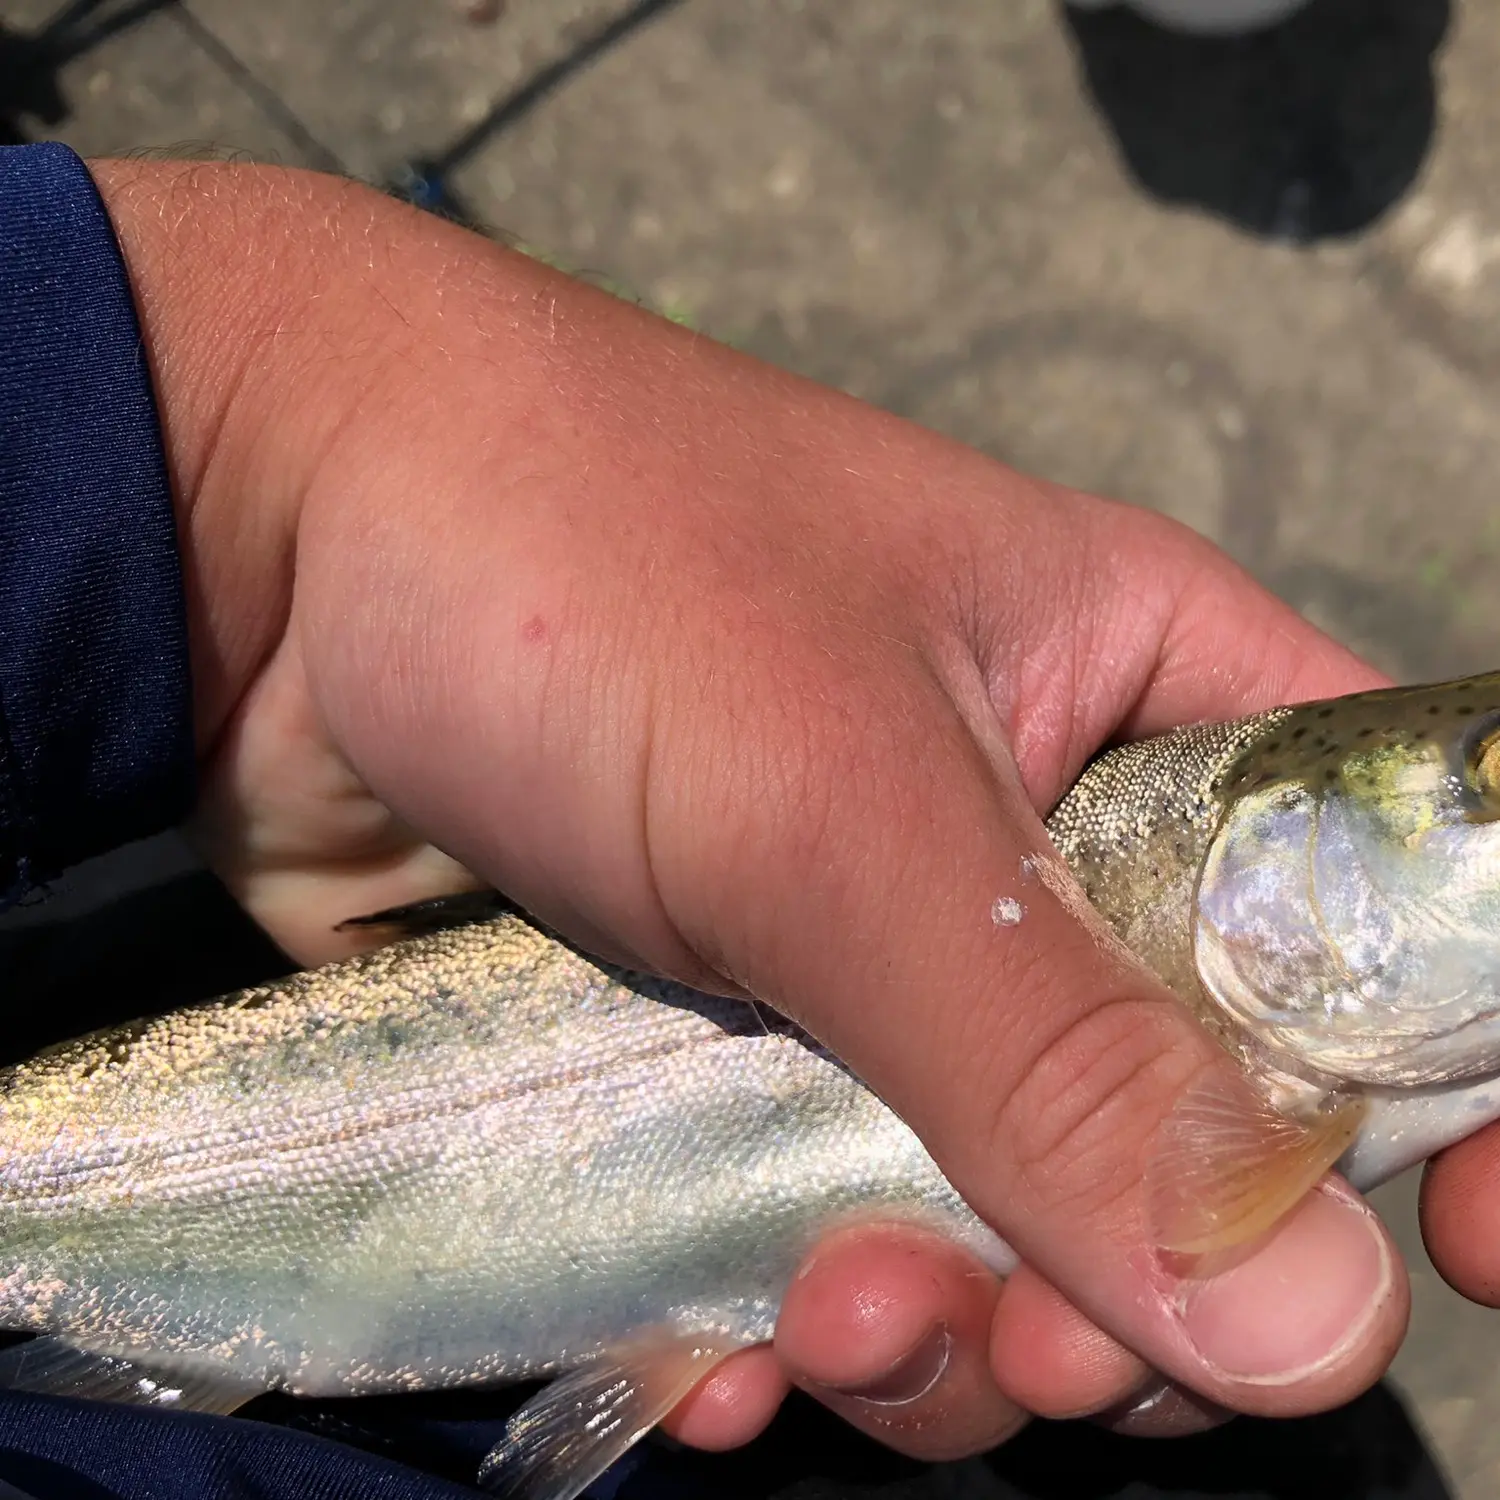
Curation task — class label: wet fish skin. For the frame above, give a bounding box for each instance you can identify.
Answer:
[0,910,1012,1401]
[1052,672,1500,1089]
[1050,671,1500,1229]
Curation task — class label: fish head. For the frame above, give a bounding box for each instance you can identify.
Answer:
[1193,671,1500,1089]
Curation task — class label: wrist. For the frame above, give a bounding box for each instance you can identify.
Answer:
[86,160,407,749]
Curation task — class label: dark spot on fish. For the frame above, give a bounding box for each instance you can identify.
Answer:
[1457,704,1478,716]
[1314,735,1329,750]
[1325,769,1339,783]
[239,992,279,1011]
[1414,730,1428,741]
[1292,726,1309,740]
[1358,727,1374,737]
[1265,741,1282,753]
[1428,704,1443,715]
[1317,707,1335,719]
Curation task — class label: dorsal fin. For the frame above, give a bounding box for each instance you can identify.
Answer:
[336,890,523,938]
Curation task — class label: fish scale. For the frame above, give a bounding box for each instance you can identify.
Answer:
[0,914,1011,1408]
[1047,709,1292,1025]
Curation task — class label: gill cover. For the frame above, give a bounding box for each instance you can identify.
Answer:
[1193,676,1500,1086]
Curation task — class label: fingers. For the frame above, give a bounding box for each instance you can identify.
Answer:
[665,1231,1154,1458]
[658,1347,789,1451]
[659,1236,1230,1456]
[1419,1127,1500,1305]
[661,1224,1020,1459]
[773,1224,1024,1461]
[988,1263,1148,1418]
[987,1262,1231,1437]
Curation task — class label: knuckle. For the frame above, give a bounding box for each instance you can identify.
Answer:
[985,995,1206,1225]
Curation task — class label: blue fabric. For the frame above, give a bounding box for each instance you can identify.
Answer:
[0,142,193,910]
[0,1395,484,1500]
[0,1390,663,1499]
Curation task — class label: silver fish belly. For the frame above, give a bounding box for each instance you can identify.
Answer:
[0,914,1011,1402]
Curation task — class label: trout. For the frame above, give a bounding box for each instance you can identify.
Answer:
[3,674,1500,1498]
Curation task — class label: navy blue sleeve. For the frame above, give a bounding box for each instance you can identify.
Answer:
[0,142,194,911]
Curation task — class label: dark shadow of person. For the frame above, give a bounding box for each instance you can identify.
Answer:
[1059,0,1450,243]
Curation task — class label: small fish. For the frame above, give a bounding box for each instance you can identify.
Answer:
[4,674,1500,1497]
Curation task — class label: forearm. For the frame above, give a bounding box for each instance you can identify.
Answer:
[88,161,386,750]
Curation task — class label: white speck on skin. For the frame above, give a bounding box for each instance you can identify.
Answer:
[991,897,1024,927]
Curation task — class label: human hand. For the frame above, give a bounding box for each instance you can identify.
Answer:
[94,159,1409,1461]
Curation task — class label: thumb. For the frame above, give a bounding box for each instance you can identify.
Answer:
[646,634,1403,1417]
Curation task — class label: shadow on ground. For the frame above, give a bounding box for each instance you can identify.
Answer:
[0,21,67,144]
[1061,0,1449,241]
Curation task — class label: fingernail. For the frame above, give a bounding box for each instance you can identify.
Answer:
[1095,1378,1231,1437]
[1173,1185,1392,1384]
[809,1323,953,1409]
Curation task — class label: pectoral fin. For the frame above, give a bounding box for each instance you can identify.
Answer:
[0,1336,263,1414]
[1147,1075,1364,1258]
[477,1330,743,1500]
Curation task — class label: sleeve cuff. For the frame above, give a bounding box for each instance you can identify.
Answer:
[0,142,194,907]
